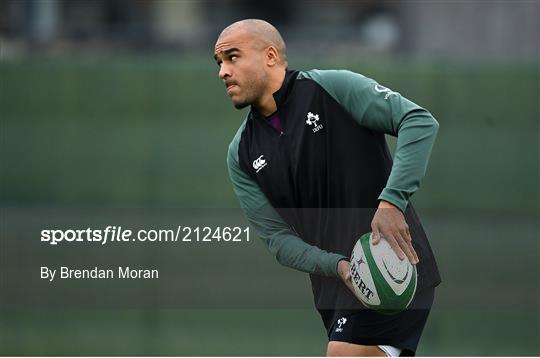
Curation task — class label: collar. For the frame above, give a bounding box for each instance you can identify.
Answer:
[272,69,299,107]
[250,69,299,119]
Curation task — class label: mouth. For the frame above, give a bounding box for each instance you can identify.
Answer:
[225,80,238,90]
[226,84,238,95]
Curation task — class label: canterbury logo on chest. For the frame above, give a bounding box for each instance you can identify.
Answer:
[252,155,267,173]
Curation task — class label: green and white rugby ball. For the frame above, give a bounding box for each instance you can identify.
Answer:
[350,232,417,314]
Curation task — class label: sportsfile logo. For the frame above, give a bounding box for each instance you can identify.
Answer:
[374,84,399,100]
[335,317,347,333]
[306,112,323,133]
[252,155,267,173]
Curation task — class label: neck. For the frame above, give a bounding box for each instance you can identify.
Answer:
[253,68,286,117]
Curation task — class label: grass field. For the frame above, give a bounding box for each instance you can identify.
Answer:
[1,56,538,355]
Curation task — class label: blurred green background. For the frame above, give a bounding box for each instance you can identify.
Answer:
[1,55,538,357]
[1,0,539,356]
[1,57,538,209]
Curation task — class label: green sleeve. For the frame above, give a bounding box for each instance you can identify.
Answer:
[299,69,439,212]
[227,120,346,277]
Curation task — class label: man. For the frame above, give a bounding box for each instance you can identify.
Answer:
[215,19,441,357]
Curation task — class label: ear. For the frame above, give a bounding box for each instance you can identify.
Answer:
[265,46,280,67]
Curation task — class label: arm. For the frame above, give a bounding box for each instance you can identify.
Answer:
[300,70,439,264]
[227,123,346,277]
[299,69,439,212]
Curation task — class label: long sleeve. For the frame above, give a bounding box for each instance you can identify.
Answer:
[227,121,346,277]
[300,69,439,212]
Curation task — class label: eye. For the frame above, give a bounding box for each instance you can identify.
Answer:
[230,55,238,62]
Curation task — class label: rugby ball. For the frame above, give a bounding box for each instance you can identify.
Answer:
[349,232,417,314]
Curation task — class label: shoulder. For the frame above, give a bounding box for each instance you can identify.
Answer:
[298,69,372,86]
[297,69,378,108]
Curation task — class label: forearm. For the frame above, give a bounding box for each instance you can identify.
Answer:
[245,205,346,277]
[378,109,439,211]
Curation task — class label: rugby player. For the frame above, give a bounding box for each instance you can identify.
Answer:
[215,19,441,357]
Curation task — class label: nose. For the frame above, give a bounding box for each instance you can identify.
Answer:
[219,62,231,80]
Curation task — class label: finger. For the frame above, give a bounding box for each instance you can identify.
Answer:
[384,233,405,261]
[403,228,418,264]
[404,226,412,242]
[338,260,351,280]
[407,241,419,264]
[371,224,381,245]
[371,226,381,245]
[342,267,352,281]
[400,226,417,263]
[394,232,416,263]
[401,228,418,262]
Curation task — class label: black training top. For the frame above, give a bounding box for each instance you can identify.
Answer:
[227,69,442,329]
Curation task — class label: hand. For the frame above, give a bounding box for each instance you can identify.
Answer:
[371,200,419,264]
[337,259,357,295]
